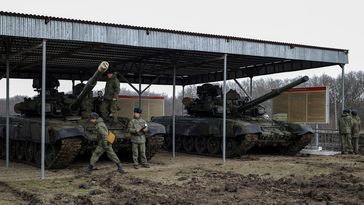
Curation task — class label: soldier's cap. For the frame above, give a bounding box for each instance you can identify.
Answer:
[89,112,99,119]
[343,109,351,114]
[351,110,358,116]
[134,107,142,113]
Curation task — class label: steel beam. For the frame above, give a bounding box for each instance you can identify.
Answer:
[181,85,185,115]
[5,56,10,168]
[222,54,227,163]
[249,77,253,97]
[141,75,161,94]
[172,65,176,158]
[41,39,46,179]
[340,64,345,111]
[233,79,251,100]
[118,72,139,94]
[138,67,142,107]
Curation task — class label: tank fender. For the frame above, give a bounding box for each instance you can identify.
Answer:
[233,123,262,136]
[146,122,166,136]
[51,125,85,142]
[286,123,314,135]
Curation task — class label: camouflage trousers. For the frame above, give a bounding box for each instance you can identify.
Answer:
[90,142,120,166]
[132,143,147,166]
[341,134,353,153]
[100,99,118,120]
[352,136,359,154]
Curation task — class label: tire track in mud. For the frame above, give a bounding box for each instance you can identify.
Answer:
[61,168,364,205]
[0,181,41,205]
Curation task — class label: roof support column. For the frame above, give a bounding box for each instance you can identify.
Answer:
[172,65,176,158]
[249,77,253,97]
[181,85,185,115]
[5,53,10,168]
[233,79,251,100]
[138,67,142,108]
[41,39,47,179]
[222,54,227,164]
[340,64,345,111]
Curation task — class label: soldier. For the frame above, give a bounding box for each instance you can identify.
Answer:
[100,69,120,121]
[338,109,353,154]
[351,110,361,154]
[128,108,150,169]
[86,112,124,173]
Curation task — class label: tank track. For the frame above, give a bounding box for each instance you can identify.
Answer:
[47,138,82,169]
[146,135,164,160]
[162,134,258,158]
[284,134,314,155]
[0,138,82,169]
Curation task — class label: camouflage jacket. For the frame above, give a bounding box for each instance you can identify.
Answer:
[104,74,120,100]
[351,116,361,137]
[128,117,148,143]
[95,118,109,145]
[338,113,353,134]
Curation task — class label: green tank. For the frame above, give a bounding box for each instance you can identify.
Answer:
[0,62,165,169]
[152,76,313,157]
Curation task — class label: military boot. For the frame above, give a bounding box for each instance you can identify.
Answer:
[117,163,125,174]
[86,165,93,174]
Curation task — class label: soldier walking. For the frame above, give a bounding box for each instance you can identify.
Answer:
[338,109,353,154]
[100,69,120,121]
[86,112,124,173]
[351,110,361,154]
[128,108,150,169]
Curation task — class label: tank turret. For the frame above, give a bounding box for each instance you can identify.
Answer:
[183,76,309,117]
[14,61,109,117]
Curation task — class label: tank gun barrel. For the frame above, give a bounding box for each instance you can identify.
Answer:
[238,76,309,112]
[70,61,109,110]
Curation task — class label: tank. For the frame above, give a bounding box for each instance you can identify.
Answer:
[0,62,165,168]
[152,76,313,157]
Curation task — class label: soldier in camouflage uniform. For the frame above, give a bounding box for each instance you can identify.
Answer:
[86,112,124,173]
[351,110,361,154]
[128,108,150,169]
[338,109,353,154]
[100,69,120,121]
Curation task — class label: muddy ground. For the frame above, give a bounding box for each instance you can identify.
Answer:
[0,152,363,205]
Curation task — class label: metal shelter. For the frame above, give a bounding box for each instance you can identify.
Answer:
[0,11,349,178]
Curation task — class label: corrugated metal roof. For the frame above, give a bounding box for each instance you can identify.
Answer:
[0,11,349,85]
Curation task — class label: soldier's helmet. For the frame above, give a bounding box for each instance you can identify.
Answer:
[134,108,142,113]
[351,110,358,116]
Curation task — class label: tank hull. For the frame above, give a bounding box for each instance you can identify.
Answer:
[0,115,165,169]
[152,115,313,157]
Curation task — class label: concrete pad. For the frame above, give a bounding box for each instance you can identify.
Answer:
[300,149,341,156]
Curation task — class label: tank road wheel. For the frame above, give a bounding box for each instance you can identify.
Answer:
[15,141,26,160]
[34,143,41,166]
[224,139,238,158]
[45,144,58,168]
[162,135,172,150]
[195,136,207,154]
[0,140,5,159]
[182,136,195,152]
[10,141,16,161]
[176,136,183,151]
[25,142,34,162]
[207,137,221,155]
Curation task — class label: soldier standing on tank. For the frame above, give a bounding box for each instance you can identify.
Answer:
[100,69,120,122]
[86,112,125,173]
[338,109,354,154]
[128,108,150,169]
[351,110,361,154]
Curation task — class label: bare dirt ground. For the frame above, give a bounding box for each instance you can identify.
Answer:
[0,152,364,205]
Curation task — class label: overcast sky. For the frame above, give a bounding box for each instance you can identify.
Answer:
[0,0,363,98]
